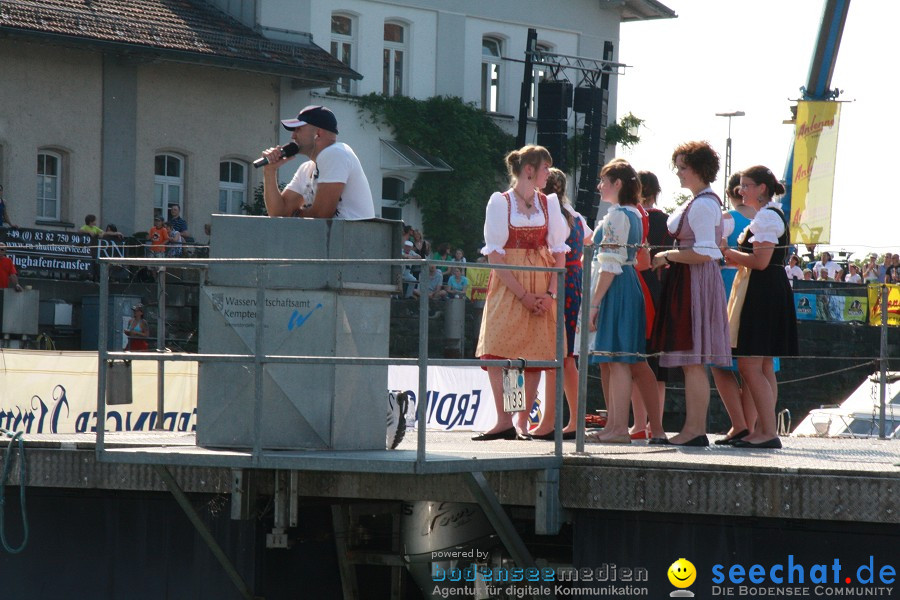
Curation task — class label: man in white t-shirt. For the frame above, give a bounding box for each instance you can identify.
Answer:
[260,105,375,220]
[812,251,841,280]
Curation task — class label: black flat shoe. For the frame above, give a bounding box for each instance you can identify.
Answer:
[472,428,516,441]
[648,437,670,445]
[733,437,782,449]
[515,432,533,441]
[672,435,709,447]
[531,431,576,440]
[714,429,750,445]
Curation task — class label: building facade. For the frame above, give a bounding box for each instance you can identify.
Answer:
[1,0,674,235]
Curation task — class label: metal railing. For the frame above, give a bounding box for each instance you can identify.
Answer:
[94,255,571,473]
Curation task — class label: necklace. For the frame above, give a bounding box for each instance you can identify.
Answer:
[513,189,534,210]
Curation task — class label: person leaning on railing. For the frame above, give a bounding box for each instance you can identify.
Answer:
[0,243,23,292]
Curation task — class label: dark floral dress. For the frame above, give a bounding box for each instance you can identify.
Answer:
[563,214,585,356]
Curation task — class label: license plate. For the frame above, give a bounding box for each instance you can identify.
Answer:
[502,367,526,413]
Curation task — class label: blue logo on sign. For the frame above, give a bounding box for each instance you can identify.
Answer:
[287,303,323,331]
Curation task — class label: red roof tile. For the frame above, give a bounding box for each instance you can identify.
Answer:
[0,0,360,84]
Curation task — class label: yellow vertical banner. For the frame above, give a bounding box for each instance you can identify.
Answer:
[867,284,900,327]
[789,100,841,245]
[466,266,490,302]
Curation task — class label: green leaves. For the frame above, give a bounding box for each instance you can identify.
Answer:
[358,94,514,255]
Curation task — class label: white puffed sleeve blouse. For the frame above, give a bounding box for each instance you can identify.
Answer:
[592,205,641,275]
[742,202,785,245]
[481,191,570,256]
[666,189,724,260]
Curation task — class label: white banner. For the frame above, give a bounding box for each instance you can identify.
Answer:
[0,351,550,435]
[0,349,197,434]
[388,366,547,432]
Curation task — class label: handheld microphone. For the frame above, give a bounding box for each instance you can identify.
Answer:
[253,142,299,168]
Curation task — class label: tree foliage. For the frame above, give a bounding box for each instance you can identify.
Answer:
[356,94,514,256]
[605,112,644,149]
[241,183,268,216]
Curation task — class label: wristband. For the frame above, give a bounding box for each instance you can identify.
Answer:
[664,253,672,264]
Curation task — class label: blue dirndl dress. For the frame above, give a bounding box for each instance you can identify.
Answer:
[590,206,645,364]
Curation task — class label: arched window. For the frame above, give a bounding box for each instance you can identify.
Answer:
[330,13,356,94]
[219,160,247,215]
[381,176,405,220]
[383,21,407,97]
[481,37,503,112]
[36,150,63,221]
[154,153,183,220]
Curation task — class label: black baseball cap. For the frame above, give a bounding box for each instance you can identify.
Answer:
[281,105,339,134]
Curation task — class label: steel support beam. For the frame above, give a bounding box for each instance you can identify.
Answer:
[153,465,257,600]
[463,472,556,600]
[535,468,562,535]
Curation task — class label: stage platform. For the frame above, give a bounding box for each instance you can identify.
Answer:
[6,431,897,525]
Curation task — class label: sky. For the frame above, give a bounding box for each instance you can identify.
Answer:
[615,0,897,259]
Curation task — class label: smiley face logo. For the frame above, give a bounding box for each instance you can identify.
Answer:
[668,558,696,588]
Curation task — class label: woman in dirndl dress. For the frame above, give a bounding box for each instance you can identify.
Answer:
[721,166,798,449]
[473,145,569,441]
[530,168,592,440]
[650,141,732,447]
[587,159,665,444]
[711,172,759,445]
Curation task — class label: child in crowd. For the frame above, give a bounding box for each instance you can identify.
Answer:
[148,216,169,257]
[166,223,183,257]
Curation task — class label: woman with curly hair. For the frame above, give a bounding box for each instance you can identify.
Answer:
[650,141,732,446]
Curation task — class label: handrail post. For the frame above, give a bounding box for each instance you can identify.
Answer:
[576,244,594,453]
[415,259,429,469]
[253,264,266,464]
[879,284,888,439]
[155,264,166,430]
[96,261,109,459]
[553,265,565,456]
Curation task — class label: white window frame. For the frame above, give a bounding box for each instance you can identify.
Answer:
[383,21,407,97]
[154,153,184,220]
[36,150,62,222]
[381,176,406,220]
[530,43,553,118]
[330,13,357,95]
[481,37,503,113]
[219,160,248,215]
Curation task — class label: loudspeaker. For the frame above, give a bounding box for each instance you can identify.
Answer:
[537,81,572,172]
[536,131,567,171]
[537,81,572,120]
[573,87,608,116]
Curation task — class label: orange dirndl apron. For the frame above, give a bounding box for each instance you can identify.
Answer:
[476,193,557,369]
